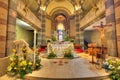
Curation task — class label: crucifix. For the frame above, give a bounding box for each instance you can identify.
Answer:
[89,21,112,63]
[93,22,112,45]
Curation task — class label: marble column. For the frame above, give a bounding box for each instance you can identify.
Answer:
[0,0,8,57]
[114,0,120,57]
[6,0,17,56]
[105,0,117,56]
[41,10,46,45]
[75,11,80,44]
[80,30,84,49]
[37,29,42,47]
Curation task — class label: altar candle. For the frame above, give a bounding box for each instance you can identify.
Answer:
[34,30,37,65]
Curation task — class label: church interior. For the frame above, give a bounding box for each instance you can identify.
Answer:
[0,0,120,80]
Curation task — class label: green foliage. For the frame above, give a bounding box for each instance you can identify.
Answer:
[7,45,41,79]
[47,51,57,59]
[47,53,57,59]
[103,58,120,80]
[70,39,74,43]
[52,35,57,41]
[63,47,74,59]
[47,39,51,43]
[64,53,74,58]
[64,35,69,41]
[35,56,41,70]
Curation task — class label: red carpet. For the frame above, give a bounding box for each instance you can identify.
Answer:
[75,49,84,53]
[38,48,84,53]
[38,48,46,52]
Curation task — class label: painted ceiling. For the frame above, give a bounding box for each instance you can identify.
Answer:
[22,0,98,17]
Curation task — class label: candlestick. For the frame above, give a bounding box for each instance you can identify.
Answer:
[33,30,37,68]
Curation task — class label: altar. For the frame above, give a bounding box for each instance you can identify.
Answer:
[47,41,75,58]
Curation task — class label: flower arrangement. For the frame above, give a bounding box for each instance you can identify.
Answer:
[7,45,41,79]
[63,46,74,58]
[103,58,120,80]
[47,44,57,59]
[52,35,57,41]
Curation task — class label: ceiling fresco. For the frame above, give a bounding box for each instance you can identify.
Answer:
[22,0,99,18]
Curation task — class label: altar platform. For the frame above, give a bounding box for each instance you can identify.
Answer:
[24,53,109,80]
[0,53,110,80]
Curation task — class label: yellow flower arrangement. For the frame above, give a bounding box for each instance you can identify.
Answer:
[7,45,41,79]
[103,58,120,79]
[7,66,12,72]
[63,46,74,58]
[19,60,27,67]
[28,62,32,66]
[10,62,15,67]
[12,49,17,53]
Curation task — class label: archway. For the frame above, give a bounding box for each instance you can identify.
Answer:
[51,10,70,41]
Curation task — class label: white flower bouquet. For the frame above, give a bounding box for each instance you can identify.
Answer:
[103,58,120,80]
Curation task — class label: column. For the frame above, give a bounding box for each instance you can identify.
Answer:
[41,10,46,45]
[37,29,41,47]
[105,0,117,56]
[6,0,17,56]
[114,0,120,57]
[75,11,80,44]
[0,0,8,57]
[80,30,84,49]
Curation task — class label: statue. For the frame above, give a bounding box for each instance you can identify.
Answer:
[94,22,105,44]
[93,22,112,45]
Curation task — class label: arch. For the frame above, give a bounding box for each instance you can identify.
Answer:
[51,9,69,21]
[51,9,70,35]
[46,0,74,15]
[49,7,71,16]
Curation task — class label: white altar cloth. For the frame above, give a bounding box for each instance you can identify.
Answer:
[47,41,74,57]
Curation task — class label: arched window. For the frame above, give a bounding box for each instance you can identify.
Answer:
[57,23,65,41]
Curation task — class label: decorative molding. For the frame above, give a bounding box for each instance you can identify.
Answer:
[17,0,41,29]
[80,0,105,29]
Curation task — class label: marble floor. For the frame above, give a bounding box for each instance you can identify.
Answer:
[0,53,110,80]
